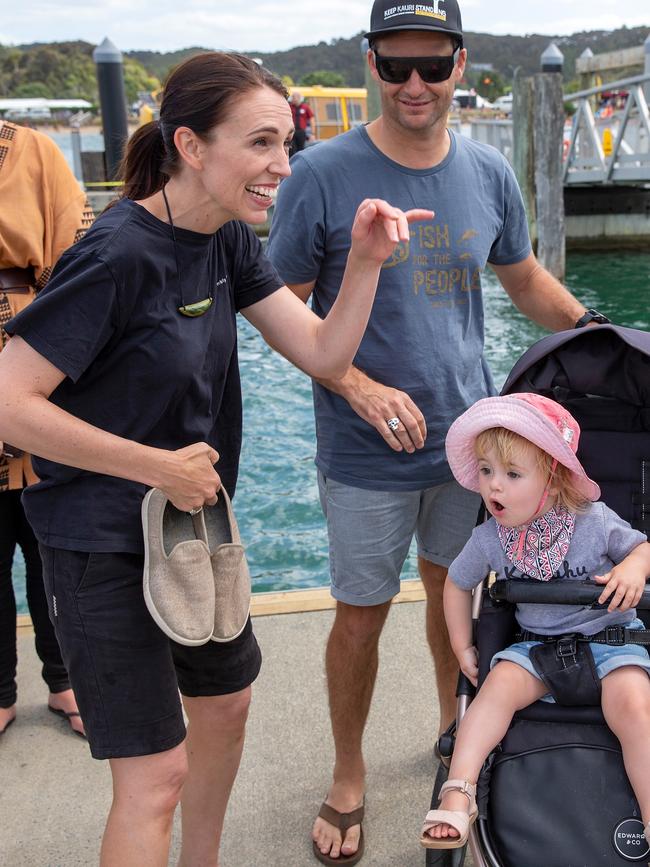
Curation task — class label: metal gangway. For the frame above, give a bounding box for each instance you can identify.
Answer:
[449,73,650,188]
[563,73,650,185]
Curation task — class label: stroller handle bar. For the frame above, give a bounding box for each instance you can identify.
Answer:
[489,578,650,609]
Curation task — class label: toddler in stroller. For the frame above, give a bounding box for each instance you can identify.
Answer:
[420,392,650,852]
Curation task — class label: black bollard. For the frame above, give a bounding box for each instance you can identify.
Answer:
[92,37,129,181]
[541,42,564,75]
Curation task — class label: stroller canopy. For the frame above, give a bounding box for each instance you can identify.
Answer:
[501,324,650,532]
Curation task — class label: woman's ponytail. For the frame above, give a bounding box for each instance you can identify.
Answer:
[119,121,168,200]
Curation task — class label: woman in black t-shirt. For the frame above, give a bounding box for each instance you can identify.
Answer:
[0,52,430,866]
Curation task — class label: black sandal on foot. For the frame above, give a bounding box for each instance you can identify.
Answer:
[48,705,86,739]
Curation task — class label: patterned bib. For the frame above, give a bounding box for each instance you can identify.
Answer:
[497,505,576,581]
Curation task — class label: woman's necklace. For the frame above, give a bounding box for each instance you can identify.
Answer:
[161,184,214,318]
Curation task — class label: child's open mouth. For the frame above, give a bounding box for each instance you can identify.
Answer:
[491,499,505,513]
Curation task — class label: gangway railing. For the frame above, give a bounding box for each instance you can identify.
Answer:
[563,73,650,185]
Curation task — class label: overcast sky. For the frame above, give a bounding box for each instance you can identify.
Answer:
[2,0,649,53]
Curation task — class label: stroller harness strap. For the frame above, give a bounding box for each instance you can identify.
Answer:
[517,625,650,646]
[528,637,602,705]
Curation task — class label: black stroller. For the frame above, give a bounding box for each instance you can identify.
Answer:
[427,324,650,867]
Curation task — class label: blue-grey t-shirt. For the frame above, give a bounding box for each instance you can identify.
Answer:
[267,126,532,491]
[448,502,648,635]
[6,198,283,553]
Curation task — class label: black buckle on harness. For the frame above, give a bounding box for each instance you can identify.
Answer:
[556,636,578,659]
[605,625,626,646]
[530,635,601,706]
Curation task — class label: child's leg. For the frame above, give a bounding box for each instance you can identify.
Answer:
[426,660,547,840]
[601,666,650,826]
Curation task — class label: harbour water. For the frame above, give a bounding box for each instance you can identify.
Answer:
[10,133,650,611]
[13,252,650,611]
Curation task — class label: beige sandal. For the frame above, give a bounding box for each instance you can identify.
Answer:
[420,779,478,850]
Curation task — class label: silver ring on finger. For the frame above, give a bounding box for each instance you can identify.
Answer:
[386,417,401,433]
[188,507,203,516]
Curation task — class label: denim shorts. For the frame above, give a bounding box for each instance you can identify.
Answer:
[492,618,650,702]
[317,471,481,606]
[39,546,262,760]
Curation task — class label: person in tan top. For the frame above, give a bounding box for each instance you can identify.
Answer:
[0,119,93,736]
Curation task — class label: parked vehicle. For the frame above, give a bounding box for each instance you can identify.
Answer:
[492,93,513,114]
[5,106,52,120]
[453,89,493,110]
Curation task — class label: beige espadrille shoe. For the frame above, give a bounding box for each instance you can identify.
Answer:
[202,488,251,642]
[141,488,215,646]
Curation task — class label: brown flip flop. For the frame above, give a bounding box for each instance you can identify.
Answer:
[312,800,365,865]
[48,705,86,739]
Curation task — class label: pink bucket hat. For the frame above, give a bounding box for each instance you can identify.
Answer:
[445,393,600,502]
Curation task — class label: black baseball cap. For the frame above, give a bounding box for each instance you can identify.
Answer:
[365,0,463,48]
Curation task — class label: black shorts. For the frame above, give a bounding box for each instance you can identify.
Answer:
[39,546,262,760]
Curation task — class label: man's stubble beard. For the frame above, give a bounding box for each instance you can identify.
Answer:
[381,89,453,138]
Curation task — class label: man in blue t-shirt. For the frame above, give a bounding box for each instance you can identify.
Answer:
[268,0,592,861]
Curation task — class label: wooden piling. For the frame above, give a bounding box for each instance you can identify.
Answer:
[512,70,566,280]
[512,76,536,244]
[362,39,382,122]
[533,72,566,280]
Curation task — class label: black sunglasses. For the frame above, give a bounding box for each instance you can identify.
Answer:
[373,49,459,85]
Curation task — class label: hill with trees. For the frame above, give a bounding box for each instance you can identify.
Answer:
[1,25,647,101]
[132,26,648,89]
[0,41,159,104]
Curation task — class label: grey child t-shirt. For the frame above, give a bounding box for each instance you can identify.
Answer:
[449,502,648,635]
[267,126,532,491]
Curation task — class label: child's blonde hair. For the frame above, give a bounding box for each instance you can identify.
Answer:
[474,427,589,513]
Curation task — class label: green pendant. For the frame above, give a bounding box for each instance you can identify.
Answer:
[178,297,213,317]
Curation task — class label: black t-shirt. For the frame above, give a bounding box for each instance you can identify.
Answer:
[6,198,283,553]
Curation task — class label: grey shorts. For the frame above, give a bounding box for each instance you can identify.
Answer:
[317,471,480,606]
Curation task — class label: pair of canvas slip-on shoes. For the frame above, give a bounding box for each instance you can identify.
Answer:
[142,487,251,646]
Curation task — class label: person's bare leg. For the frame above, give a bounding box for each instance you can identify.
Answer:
[419,558,458,735]
[177,688,251,867]
[602,667,650,826]
[0,704,16,732]
[425,662,546,841]
[48,687,85,736]
[312,600,391,861]
[101,743,188,867]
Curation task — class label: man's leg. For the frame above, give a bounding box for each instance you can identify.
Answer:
[416,481,481,736]
[293,127,307,152]
[177,689,252,867]
[313,600,391,860]
[313,473,419,860]
[418,558,458,735]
